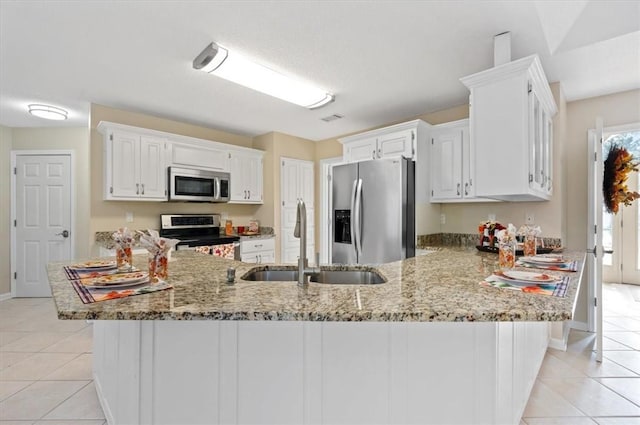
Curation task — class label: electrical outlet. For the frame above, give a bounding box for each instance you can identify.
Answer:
[526,213,535,225]
[440,213,446,224]
[488,213,496,222]
[125,212,134,223]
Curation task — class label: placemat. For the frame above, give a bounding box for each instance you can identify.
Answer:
[479,274,569,297]
[70,277,172,304]
[63,265,140,280]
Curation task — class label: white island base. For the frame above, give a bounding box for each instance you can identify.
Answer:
[93,320,549,425]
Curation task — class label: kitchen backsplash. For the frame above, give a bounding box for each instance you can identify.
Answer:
[95,227,274,250]
[417,233,562,250]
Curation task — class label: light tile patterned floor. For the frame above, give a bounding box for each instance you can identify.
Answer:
[0,283,638,424]
[0,297,104,424]
[522,283,640,425]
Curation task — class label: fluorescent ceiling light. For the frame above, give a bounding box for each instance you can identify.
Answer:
[28,104,68,120]
[193,42,334,109]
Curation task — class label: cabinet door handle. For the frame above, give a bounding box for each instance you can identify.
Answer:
[248,190,250,199]
[457,183,461,196]
[464,182,469,196]
[244,190,247,199]
[141,184,145,195]
[255,244,263,248]
[136,183,140,195]
[377,148,381,158]
[372,150,376,159]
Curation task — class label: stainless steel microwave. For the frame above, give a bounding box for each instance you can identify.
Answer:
[168,167,230,202]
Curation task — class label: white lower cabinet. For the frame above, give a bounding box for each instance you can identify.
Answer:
[240,238,275,264]
[93,320,549,425]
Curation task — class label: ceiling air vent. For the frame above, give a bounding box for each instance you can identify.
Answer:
[321,114,344,122]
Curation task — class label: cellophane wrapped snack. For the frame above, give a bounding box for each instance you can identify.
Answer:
[496,224,517,269]
[518,225,542,257]
[138,230,180,282]
[112,227,134,270]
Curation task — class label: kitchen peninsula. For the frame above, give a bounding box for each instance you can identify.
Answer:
[47,248,584,425]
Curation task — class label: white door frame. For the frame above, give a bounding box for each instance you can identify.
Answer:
[11,150,76,297]
[320,156,343,264]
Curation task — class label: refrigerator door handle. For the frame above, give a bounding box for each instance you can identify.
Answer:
[354,178,363,258]
[350,179,358,258]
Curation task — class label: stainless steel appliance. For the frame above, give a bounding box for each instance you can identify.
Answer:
[160,214,239,258]
[168,167,230,202]
[332,158,415,264]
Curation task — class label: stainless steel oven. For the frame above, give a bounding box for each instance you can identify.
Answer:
[168,167,230,202]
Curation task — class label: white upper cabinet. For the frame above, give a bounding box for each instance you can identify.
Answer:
[228,148,264,204]
[339,119,429,163]
[169,141,228,172]
[99,124,168,201]
[461,54,557,201]
[430,119,497,203]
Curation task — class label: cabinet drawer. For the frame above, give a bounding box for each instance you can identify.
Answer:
[240,238,275,254]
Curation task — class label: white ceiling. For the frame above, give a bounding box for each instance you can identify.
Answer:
[1,0,638,141]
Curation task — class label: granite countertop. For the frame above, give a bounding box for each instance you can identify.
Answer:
[47,248,584,322]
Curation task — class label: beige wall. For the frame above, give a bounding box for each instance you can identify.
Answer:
[565,89,640,324]
[0,126,12,295]
[89,104,261,255]
[11,127,92,261]
[254,131,315,261]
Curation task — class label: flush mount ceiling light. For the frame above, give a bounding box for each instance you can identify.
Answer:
[28,104,68,120]
[193,42,334,109]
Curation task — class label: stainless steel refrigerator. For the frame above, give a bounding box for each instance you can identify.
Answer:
[332,157,415,264]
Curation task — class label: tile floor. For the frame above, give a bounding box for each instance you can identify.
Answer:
[0,283,638,424]
[522,283,640,425]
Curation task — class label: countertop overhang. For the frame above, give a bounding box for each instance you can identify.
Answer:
[46,248,584,322]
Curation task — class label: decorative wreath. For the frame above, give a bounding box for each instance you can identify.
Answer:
[603,144,640,214]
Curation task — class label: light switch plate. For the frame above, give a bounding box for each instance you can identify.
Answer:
[440,214,446,224]
[125,212,134,223]
[488,213,496,221]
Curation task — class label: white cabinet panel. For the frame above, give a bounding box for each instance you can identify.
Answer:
[103,128,167,201]
[340,120,428,163]
[170,141,228,171]
[229,149,264,204]
[429,119,495,203]
[461,54,556,201]
[240,237,275,264]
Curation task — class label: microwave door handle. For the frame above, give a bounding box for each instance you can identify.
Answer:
[215,177,221,201]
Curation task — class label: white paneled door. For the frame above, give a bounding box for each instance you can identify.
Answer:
[14,154,72,297]
[280,158,314,264]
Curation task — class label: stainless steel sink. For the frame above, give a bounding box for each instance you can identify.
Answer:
[241,269,298,281]
[241,267,386,284]
[310,270,386,284]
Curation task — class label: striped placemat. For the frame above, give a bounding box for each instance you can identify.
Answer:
[479,274,569,297]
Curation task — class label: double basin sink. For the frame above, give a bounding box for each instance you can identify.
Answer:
[242,267,386,285]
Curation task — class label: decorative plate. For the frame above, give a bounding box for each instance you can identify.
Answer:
[89,271,148,286]
[520,255,565,264]
[496,270,561,285]
[69,260,117,270]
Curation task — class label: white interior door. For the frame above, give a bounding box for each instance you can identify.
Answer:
[587,120,604,362]
[280,158,314,265]
[14,154,73,297]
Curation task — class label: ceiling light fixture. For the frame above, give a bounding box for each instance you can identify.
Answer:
[28,104,68,120]
[193,42,334,109]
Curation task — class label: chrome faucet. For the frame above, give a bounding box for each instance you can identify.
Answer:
[295,199,320,285]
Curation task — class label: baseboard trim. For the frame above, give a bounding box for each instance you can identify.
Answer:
[569,320,589,332]
[93,372,114,425]
[0,292,12,302]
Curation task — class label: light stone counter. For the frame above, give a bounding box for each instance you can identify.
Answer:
[47,247,583,322]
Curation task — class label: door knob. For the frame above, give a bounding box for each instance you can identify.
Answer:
[57,230,70,238]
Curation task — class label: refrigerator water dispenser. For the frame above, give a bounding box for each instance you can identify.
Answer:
[334,210,352,244]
